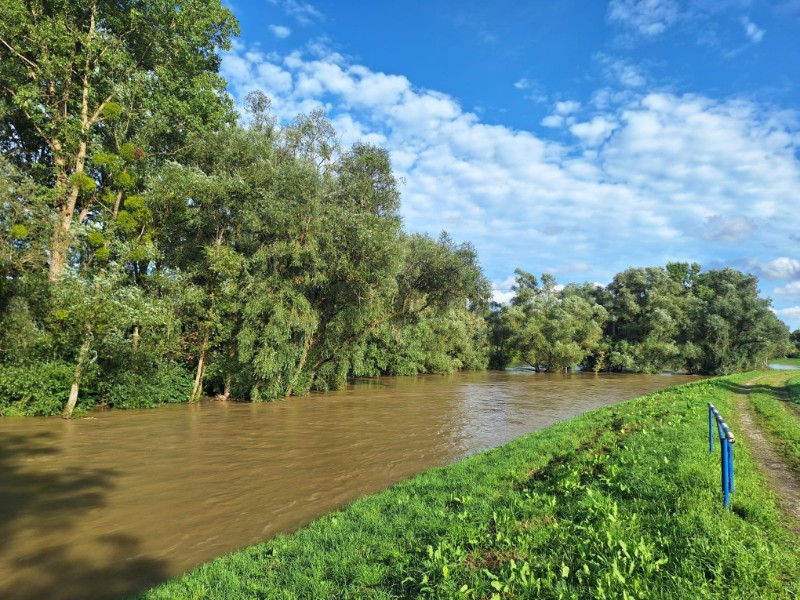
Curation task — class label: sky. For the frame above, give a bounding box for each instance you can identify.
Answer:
[220,0,800,330]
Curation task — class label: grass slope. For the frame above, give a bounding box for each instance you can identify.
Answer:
[141,374,799,599]
[745,372,800,477]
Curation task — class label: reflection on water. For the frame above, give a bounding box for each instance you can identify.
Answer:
[0,371,698,599]
[768,363,800,370]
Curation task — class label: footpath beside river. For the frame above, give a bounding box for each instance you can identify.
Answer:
[143,373,800,599]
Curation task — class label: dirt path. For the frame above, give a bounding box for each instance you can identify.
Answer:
[735,374,800,534]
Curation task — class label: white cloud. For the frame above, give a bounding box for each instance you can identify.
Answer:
[775,281,800,296]
[269,25,292,39]
[741,17,765,43]
[570,117,618,146]
[541,114,564,128]
[702,214,758,242]
[760,257,800,280]
[774,306,800,320]
[492,275,517,305]
[607,0,680,36]
[513,78,531,90]
[555,101,581,115]
[268,0,323,25]
[595,53,647,88]
[541,101,582,129]
[220,43,800,297]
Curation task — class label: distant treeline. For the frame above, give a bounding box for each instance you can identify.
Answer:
[487,265,793,375]
[0,1,792,417]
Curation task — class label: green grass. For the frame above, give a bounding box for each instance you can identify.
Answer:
[140,375,799,599]
[746,372,800,478]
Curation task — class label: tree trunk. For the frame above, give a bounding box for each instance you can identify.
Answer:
[222,373,231,401]
[285,336,315,397]
[62,332,92,419]
[132,325,140,353]
[189,337,208,402]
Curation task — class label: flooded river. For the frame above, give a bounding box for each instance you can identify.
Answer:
[0,371,698,599]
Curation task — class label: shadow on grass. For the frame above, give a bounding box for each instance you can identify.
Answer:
[0,430,170,600]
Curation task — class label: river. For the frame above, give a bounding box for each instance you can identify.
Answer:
[0,370,698,599]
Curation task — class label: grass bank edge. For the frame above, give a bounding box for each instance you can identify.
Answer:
[745,372,800,478]
[141,374,799,599]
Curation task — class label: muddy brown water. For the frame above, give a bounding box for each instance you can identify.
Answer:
[0,371,698,599]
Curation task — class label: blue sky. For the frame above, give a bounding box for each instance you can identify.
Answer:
[221,0,800,330]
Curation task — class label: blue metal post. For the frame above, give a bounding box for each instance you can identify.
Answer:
[727,441,734,494]
[721,437,730,509]
[709,404,714,453]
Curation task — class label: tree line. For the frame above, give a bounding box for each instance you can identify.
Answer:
[488,265,793,375]
[0,1,792,418]
[0,0,490,416]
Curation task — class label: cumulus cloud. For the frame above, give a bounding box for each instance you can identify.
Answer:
[759,257,800,280]
[269,25,292,39]
[219,43,800,315]
[775,281,800,296]
[774,306,800,321]
[570,117,618,146]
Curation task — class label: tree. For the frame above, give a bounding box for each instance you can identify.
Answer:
[688,269,791,374]
[504,271,607,372]
[0,0,238,279]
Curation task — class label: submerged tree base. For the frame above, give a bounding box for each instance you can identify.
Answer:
[141,373,798,599]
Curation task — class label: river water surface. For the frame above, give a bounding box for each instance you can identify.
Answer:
[0,371,698,599]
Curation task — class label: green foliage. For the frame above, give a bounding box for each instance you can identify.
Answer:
[95,363,193,409]
[490,264,791,376]
[112,170,137,189]
[10,224,28,239]
[140,376,800,599]
[69,172,96,194]
[502,270,607,371]
[101,102,123,121]
[0,361,80,416]
[118,142,143,162]
[86,230,105,248]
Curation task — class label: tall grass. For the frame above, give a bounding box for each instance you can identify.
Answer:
[746,372,800,477]
[141,374,798,599]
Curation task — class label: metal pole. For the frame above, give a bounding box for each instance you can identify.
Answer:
[721,437,730,509]
[709,404,714,453]
[727,441,734,494]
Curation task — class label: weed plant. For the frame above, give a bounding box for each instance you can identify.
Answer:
[142,375,799,599]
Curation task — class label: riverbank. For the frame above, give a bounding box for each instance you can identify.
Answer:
[141,374,799,599]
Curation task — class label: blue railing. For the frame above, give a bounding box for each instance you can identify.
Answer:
[708,402,735,509]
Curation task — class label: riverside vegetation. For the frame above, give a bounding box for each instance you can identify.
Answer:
[0,1,795,418]
[141,375,799,599]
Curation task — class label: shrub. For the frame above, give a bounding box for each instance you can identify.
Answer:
[0,362,74,416]
[95,362,193,409]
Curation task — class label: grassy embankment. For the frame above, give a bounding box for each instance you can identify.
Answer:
[142,374,799,599]
[744,372,800,477]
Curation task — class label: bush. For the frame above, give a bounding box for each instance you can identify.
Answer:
[0,361,75,416]
[95,362,193,409]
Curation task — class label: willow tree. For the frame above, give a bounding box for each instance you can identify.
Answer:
[0,0,238,280]
[504,271,607,372]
